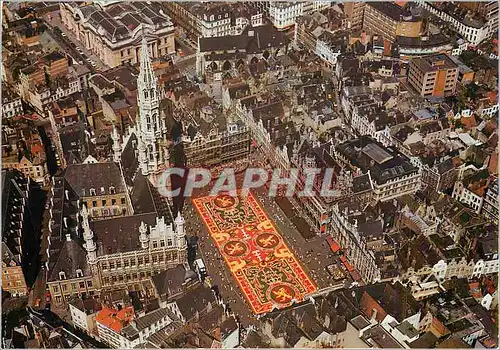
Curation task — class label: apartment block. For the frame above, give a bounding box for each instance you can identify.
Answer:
[408,54,459,98]
[363,2,423,42]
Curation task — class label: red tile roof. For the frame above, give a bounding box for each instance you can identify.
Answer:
[96,306,134,333]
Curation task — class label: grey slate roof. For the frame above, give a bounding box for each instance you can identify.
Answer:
[64,162,126,197]
[48,240,90,282]
[151,264,189,300]
[91,213,157,256]
[175,285,216,322]
[199,25,288,53]
[121,307,172,340]
[129,172,157,215]
[121,133,139,187]
[220,317,238,339]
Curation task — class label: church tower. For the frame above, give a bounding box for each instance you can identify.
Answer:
[137,35,169,176]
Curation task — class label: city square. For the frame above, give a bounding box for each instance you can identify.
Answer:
[193,191,317,315]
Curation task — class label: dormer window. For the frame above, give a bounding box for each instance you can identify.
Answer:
[90,188,96,196]
[100,187,105,194]
[109,186,115,194]
[76,269,83,278]
[59,271,66,280]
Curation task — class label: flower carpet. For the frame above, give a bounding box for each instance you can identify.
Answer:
[193,191,317,314]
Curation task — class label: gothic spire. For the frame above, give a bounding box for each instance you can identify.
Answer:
[139,35,157,87]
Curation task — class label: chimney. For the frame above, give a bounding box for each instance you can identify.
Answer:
[371,308,378,322]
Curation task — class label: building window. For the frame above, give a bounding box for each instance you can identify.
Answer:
[124,260,130,268]
[87,280,92,288]
[116,261,122,268]
[62,284,68,292]
[79,282,85,289]
[112,199,117,205]
[92,201,97,207]
[102,200,107,206]
[121,198,126,205]
[152,241,158,249]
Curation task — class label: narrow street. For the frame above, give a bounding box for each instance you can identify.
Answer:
[42,10,106,71]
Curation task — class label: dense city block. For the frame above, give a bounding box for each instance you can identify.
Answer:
[1,1,498,349]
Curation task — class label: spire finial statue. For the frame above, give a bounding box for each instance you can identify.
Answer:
[81,204,90,233]
[81,204,97,262]
[112,124,122,163]
[139,221,149,249]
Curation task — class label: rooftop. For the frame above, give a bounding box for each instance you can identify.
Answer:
[64,162,127,198]
[121,307,173,340]
[411,53,458,72]
[367,2,416,22]
[78,2,173,45]
[96,306,134,333]
[69,297,103,315]
[199,25,288,53]
[336,136,418,185]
